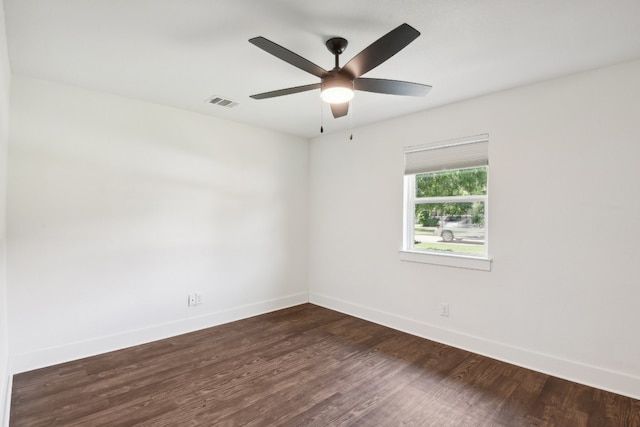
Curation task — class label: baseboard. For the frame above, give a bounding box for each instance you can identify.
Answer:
[10,292,308,375]
[309,292,640,400]
[2,373,11,427]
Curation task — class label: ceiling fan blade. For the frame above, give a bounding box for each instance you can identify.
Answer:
[249,37,327,78]
[354,78,431,96]
[250,83,321,100]
[330,102,349,118]
[341,23,420,79]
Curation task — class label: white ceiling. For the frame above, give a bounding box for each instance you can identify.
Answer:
[4,0,640,139]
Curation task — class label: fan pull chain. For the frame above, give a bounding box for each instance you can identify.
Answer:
[320,98,324,134]
[349,100,354,140]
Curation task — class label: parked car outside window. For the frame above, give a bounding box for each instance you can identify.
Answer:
[434,216,485,242]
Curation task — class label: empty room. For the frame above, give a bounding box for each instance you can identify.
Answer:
[1,0,639,425]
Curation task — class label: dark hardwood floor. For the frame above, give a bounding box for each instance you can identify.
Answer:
[10,304,640,426]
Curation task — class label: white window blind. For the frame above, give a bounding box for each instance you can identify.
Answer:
[404,134,489,175]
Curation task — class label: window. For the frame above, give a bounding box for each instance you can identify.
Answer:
[402,135,490,269]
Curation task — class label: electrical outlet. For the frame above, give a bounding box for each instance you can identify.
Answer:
[439,303,450,317]
[188,293,203,307]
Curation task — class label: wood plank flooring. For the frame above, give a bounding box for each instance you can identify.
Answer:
[10,304,640,426]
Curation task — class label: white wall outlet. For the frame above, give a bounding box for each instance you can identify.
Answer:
[439,303,450,317]
[188,293,203,307]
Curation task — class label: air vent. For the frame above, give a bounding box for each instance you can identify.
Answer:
[206,95,239,108]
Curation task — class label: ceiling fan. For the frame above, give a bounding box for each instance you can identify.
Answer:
[249,23,431,119]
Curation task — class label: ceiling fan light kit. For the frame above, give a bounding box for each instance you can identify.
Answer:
[320,77,354,104]
[249,23,431,119]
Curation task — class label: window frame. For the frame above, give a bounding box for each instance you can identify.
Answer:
[400,135,492,271]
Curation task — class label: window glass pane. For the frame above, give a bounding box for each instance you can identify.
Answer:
[413,202,486,256]
[415,167,487,198]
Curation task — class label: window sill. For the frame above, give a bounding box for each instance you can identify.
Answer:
[399,250,492,271]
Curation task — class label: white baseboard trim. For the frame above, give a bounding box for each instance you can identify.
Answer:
[309,292,640,400]
[10,292,308,375]
[2,373,11,427]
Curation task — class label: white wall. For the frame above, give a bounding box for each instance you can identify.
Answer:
[308,59,640,399]
[6,76,309,373]
[0,0,10,423]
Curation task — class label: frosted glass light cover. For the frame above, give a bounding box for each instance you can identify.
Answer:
[320,87,354,104]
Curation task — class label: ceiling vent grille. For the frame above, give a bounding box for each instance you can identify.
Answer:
[207,95,239,108]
